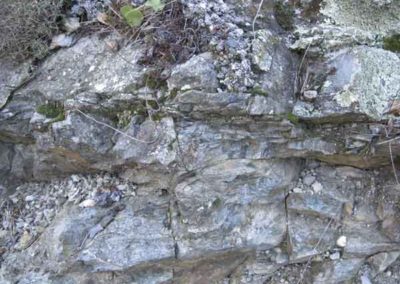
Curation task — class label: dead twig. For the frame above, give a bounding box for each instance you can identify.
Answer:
[384,127,400,185]
[295,43,311,96]
[296,218,334,284]
[73,109,159,144]
[252,0,265,40]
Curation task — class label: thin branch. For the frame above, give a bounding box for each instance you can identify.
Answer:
[296,218,334,284]
[384,128,400,185]
[295,43,311,95]
[388,141,399,185]
[252,0,265,40]
[73,109,158,144]
[376,136,400,146]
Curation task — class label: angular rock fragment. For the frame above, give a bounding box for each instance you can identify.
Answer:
[167,53,218,92]
[293,47,400,123]
[312,258,364,284]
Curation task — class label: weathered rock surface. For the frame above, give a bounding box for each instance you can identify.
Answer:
[1,0,400,283]
[293,47,400,122]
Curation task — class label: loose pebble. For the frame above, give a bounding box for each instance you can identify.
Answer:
[336,235,347,248]
[312,181,323,194]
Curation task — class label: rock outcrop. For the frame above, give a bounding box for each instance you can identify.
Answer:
[1,0,400,283]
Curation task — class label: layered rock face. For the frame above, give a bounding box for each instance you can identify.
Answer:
[1,0,400,283]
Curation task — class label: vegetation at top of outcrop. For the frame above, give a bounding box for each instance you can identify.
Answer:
[383,34,400,52]
[0,0,66,62]
[120,0,165,27]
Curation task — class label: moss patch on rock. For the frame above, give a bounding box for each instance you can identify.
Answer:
[250,86,268,96]
[37,102,65,121]
[287,112,300,124]
[383,35,400,53]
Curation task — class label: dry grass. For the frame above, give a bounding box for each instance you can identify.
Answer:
[0,0,65,62]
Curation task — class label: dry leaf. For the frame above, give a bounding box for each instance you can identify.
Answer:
[97,12,109,25]
[105,39,120,52]
[385,100,400,116]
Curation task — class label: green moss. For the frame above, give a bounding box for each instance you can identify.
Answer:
[147,100,159,109]
[52,112,65,123]
[250,86,268,96]
[383,34,400,52]
[143,72,163,89]
[37,102,65,120]
[287,113,299,124]
[123,83,141,94]
[152,112,165,121]
[212,197,222,208]
[169,88,179,100]
[115,104,146,128]
[274,2,295,30]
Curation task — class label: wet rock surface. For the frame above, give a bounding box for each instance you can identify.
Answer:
[1,0,400,283]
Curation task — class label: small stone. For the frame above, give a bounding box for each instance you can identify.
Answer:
[303,175,316,186]
[116,184,127,191]
[293,187,303,193]
[336,235,347,248]
[63,17,80,33]
[25,195,35,202]
[329,252,341,260]
[79,199,96,208]
[275,252,289,264]
[303,90,318,101]
[50,34,74,49]
[312,181,323,193]
[71,175,80,183]
[360,275,372,284]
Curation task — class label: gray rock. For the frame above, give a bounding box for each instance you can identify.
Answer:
[49,112,114,162]
[293,47,400,122]
[79,199,175,271]
[251,30,276,72]
[312,258,364,284]
[112,117,177,167]
[22,35,146,101]
[303,90,318,102]
[172,90,251,117]
[368,251,400,276]
[173,159,301,259]
[288,212,337,262]
[2,0,400,282]
[303,174,316,186]
[0,61,31,109]
[287,192,343,220]
[321,0,400,34]
[167,53,218,92]
[343,221,400,257]
[255,30,297,115]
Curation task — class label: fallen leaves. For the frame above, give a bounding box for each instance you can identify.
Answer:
[384,100,400,117]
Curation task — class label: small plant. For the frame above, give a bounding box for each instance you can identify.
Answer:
[120,0,165,28]
[287,112,300,124]
[383,34,400,53]
[37,102,65,122]
[250,86,268,96]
